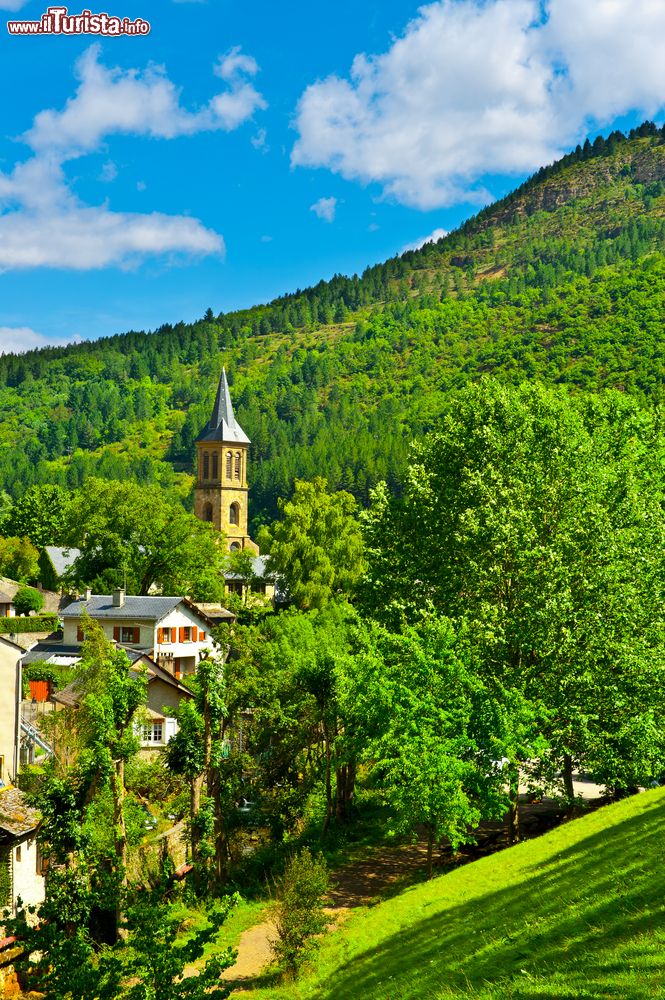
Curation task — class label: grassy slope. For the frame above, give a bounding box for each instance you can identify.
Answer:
[253,788,665,1000]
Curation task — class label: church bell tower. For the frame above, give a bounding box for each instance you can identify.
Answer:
[194,370,258,554]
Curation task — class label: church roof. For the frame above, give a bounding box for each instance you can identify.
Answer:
[196,369,250,445]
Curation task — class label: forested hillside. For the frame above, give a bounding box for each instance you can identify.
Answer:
[2,121,665,529]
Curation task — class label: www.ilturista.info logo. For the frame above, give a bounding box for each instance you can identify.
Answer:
[7,6,150,35]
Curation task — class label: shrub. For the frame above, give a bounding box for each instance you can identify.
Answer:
[13,585,44,616]
[271,847,329,976]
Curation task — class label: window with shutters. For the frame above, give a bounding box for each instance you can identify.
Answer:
[234,452,241,480]
[212,452,219,480]
[180,626,192,642]
[121,626,139,644]
[203,452,209,480]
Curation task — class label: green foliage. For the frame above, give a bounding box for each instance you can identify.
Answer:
[125,756,187,804]
[13,584,44,616]
[0,535,39,582]
[62,478,227,598]
[0,849,11,908]
[165,702,205,782]
[75,616,148,780]
[226,601,366,841]
[361,381,665,795]
[271,847,329,976]
[343,618,534,873]
[0,612,59,634]
[118,889,239,1000]
[3,483,70,546]
[260,478,365,609]
[7,871,239,1000]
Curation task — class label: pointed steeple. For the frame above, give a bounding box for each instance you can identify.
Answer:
[196,369,250,444]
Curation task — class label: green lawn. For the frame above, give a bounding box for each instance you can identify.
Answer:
[250,788,665,999]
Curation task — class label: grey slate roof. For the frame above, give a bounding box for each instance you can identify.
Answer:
[196,369,250,445]
[22,643,82,665]
[225,554,273,581]
[61,594,183,621]
[22,642,145,666]
[44,546,81,577]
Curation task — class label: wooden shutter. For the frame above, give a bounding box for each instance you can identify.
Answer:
[77,626,84,642]
[113,626,120,641]
[133,627,140,644]
[174,658,181,680]
[179,626,186,643]
[171,627,177,643]
[199,630,206,642]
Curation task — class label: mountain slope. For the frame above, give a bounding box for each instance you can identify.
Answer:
[253,788,665,999]
[1,125,665,526]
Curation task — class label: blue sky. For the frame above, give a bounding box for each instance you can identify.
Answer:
[0,0,664,351]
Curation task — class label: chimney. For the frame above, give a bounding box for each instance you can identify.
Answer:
[84,588,92,602]
[112,588,125,608]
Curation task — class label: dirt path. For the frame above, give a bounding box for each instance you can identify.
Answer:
[218,794,601,989]
[220,840,431,990]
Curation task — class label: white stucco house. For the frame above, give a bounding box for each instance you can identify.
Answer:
[0,636,45,917]
[60,590,226,678]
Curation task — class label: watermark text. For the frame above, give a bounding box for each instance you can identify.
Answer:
[7,6,151,35]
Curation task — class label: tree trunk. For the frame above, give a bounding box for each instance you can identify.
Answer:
[190,772,203,867]
[335,765,347,824]
[426,825,435,880]
[562,753,575,810]
[335,760,357,823]
[111,758,128,941]
[507,766,520,846]
[211,768,226,884]
[321,725,333,839]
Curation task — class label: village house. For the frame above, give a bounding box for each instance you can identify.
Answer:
[0,592,14,618]
[49,649,193,756]
[59,590,220,678]
[0,636,45,916]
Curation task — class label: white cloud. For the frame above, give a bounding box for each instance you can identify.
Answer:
[310,196,337,222]
[0,326,53,355]
[0,207,222,271]
[0,0,29,9]
[292,0,665,210]
[0,45,263,270]
[401,228,448,253]
[27,44,266,156]
[99,160,118,183]
[251,127,269,152]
